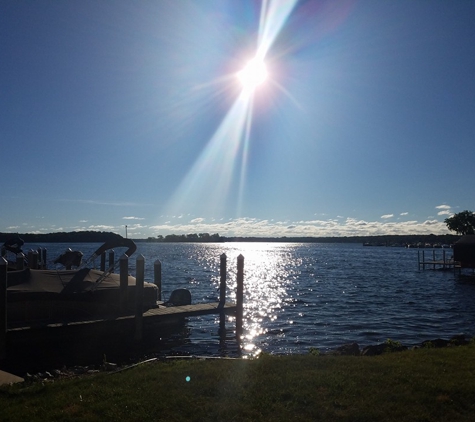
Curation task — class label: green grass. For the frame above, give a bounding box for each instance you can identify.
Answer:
[1,345,475,421]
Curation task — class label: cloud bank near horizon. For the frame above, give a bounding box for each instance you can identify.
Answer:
[6,216,453,239]
[2,205,458,238]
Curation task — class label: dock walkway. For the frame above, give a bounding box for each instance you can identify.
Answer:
[7,302,237,332]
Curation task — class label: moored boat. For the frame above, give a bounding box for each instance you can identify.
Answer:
[4,238,159,326]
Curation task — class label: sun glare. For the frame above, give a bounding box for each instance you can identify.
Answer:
[237,58,268,92]
[165,0,298,218]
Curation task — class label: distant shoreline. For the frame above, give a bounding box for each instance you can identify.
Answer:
[0,230,460,246]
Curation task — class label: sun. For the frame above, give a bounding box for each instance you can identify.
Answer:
[237,58,268,92]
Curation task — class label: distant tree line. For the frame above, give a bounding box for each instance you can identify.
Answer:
[0,231,124,244]
[146,233,223,243]
[145,233,461,245]
[0,231,463,245]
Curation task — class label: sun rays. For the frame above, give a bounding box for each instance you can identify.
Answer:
[163,0,298,221]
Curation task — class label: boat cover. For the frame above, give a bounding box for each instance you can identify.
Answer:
[7,268,149,295]
[6,268,158,323]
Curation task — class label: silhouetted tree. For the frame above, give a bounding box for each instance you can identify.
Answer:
[444,210,475,235]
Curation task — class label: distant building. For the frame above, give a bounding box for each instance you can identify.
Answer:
[453,235,475,268]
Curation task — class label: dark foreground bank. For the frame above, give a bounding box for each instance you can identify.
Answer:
[1,344,475,422]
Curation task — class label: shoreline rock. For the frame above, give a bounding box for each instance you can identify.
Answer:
[327,334,472,357]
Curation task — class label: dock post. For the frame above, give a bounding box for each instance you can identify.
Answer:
[422,250,425,270]
[37,247,42,269]
[236,254,244,339]
[154,259,162,301]
[108,250,115,272]
[41,248,47,269]
[135,255,145,342]
[119,254,129,313]
[16,253,24,270]
[219,254,227,305]
[433,249,436,270]
[0,258,7,360]
[32,250,39,269]
[219,254,227,336]
[100,252,106,272]
[29,250,38,269]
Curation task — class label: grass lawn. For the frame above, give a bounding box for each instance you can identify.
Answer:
[1,345,475,421]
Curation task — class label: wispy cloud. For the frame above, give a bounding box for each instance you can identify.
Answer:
[123,216,145,220]
[435,204,453,217]
[88,225,116,230]
[125,224,146,230]
[400,212,409,216]
[381,214,394,219]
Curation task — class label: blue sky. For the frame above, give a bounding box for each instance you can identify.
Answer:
[1,0,474,239]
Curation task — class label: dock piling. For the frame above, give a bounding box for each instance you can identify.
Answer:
[219,253,227,336]
[108,250,115,272]
[154,259,162,301]
[119,254,129,312]
[219,253,227,306]
[236,254,244,338]
[37,248,42,269]
[28,250,38,269]
[135,255,145,342]
[41,248,47,269]
[16,253,25,271]
[0,258,6,360]
[100,252,106,271]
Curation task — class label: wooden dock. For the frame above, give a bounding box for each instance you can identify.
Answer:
[7,302,237,332]
[418,249,459,271]
[1,252,245,366]
[3,301,239,374]
[5,302,239,358]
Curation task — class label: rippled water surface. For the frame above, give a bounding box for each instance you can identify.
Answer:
[30,242,475,356]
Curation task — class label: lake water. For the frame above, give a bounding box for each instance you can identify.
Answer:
[23,242,475,357]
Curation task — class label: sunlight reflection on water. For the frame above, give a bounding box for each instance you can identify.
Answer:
[221,243,296,357]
